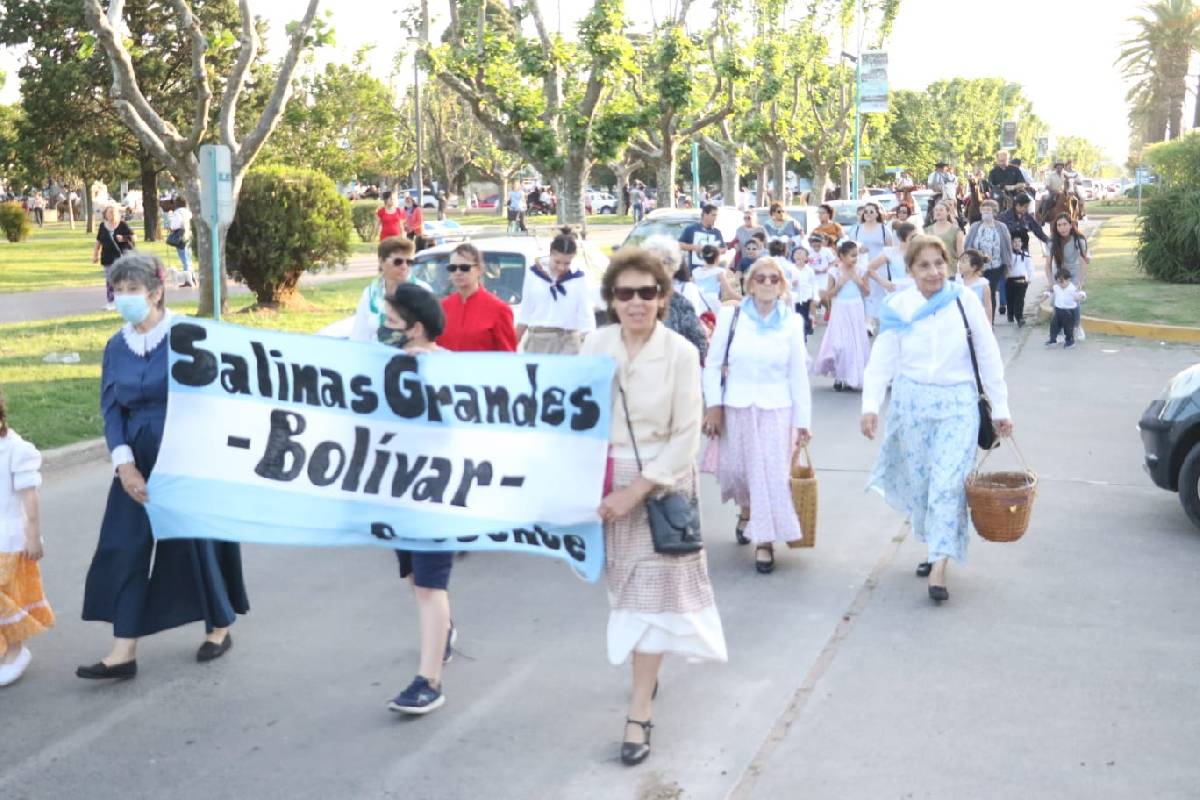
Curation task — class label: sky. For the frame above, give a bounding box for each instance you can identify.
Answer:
[0,0,1184,167]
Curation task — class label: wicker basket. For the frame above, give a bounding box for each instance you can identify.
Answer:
[965,437,1037,543]
[788,445,818,549]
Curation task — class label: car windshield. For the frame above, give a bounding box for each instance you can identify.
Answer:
[413,250,530,304]
[624,219,691,248]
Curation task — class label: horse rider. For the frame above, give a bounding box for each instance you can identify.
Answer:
[1000,194,1051,250]
[926,162,958,221]
[1063,160,1086,218]
[1041,162,1066,220]
[988,150,1028,213]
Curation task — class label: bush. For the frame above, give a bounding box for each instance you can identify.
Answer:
[1125,184,1158,199]
[1145,132,1200,188]
[0,202,32,242]
[351,200,381,242]
[226,166,352,308]
[1136,187,1200,284]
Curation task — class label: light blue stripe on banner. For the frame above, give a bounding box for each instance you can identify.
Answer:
[167,318,614,441]
[146,506,604,582]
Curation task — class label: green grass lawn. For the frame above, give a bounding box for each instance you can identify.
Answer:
[0,221,179,293]
[1082,213,1200,327]
[0,276,370,450]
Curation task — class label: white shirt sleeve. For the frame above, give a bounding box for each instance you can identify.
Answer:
[349,285,377,343]
[515,270,539,326]
[788,318,812,429]
[702,306,735,406]
[961,288,1011,420]
[861,328,901,416]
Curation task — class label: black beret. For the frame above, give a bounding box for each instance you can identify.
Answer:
[388,283,445,339]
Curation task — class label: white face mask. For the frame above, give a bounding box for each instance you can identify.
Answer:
[981,212,995,224]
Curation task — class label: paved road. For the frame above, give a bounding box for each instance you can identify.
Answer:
[3,309,1198,799]
[0,226,630,324]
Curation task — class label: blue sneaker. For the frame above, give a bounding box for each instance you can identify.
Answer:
[388,675,444,715]
[444,623,457,665]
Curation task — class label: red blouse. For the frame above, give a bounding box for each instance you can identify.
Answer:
[405,205,424,237]
[438,288,517,353]
[377,206,404,240]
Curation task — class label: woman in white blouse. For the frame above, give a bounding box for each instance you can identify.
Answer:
[582,247,726,766]
[515,227,596,354]
[860,235,1014,603]
[702,258,812,574]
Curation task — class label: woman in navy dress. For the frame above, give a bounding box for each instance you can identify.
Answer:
[77,254,248,681]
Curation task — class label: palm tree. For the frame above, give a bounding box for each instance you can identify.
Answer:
[1117,0,1200,142]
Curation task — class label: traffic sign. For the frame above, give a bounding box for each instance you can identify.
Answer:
[200,144,234,226]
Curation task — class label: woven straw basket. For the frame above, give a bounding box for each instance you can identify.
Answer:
[965,436,1037,543]
[788,445,818,549]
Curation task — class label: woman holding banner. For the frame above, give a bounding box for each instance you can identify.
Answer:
[583,247,728,767]
[377,284,459,716]
[78,254,248,681]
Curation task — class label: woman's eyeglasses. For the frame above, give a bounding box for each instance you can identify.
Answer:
[612,286,660,301]
[391,257,415,266]
[446,262,475,273]
[752,274,782,285]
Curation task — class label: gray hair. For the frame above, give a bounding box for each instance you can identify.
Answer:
[108,253,167,310]
[640,235,683,272]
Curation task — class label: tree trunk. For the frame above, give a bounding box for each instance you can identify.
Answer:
[811,164,831,207]
[612,159,640,215]
[756,163,768,206]
[655,141,678,209]
[558,154,588,235]
[140,154,160,243]
[770,141,788,205]
[1194,72,1200,131]
[699,137,739,209]
[84,181,94,234]
[840,161,852,198]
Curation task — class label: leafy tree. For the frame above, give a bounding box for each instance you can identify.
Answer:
[1052,136,1105,177]
[225,165,351,307]
[83,0,328,316]
[428,0,642,227]
[262,48,412,185]
[1117,0,1200,144]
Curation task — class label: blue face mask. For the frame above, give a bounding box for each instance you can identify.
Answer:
[115,294,151,325]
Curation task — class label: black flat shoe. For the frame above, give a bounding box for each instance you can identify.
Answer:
[735,516,750,546]
[755,545,775,575]
[833,381,845,392]
[916,562,933,577]
[620,719,653,766]
[196,633,232,663]
[76,660,137,680]
[928,585,949,603]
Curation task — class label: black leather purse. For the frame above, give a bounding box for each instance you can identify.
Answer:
[617,385,703,555]
[955,299,1000,451]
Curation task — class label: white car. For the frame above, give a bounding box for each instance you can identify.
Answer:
[318,235,610,338]
[587,191,619,215]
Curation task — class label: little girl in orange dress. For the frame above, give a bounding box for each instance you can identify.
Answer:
[0,391,54,686]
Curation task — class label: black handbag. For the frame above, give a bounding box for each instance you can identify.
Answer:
[617,384,703,555]
[955,298,1000,451]
[165,228,185,248]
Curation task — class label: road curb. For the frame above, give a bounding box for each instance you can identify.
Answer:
[42,437,107,474]
[1078,316,1200,344]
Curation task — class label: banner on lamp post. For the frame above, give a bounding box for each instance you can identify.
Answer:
[859,51,889,113]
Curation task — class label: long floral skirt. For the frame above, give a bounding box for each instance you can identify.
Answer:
[716,406,801,545]
[604,458,727,666]
[866,377,979,563]
[814,297,869,388]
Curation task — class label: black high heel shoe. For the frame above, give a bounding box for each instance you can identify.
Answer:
[734,516,750,546]
[755,545,775,575]
[916,562,933,577]
[928,585,949,603]
[620,719,653,766]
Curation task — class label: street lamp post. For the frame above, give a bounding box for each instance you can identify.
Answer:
[408,36,424,216]
[841,50,861,201]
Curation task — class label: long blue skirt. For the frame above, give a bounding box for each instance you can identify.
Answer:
[82,427,249,638]
[866,377,979,563]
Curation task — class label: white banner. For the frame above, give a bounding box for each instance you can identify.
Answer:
[860,51,889,114]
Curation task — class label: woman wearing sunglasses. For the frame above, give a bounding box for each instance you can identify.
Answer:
[349,236,431,342]
[581,247,727,767]
[437,242,518,353]
[702,258,812,572]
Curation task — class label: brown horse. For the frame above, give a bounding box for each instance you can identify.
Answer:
[1038,191,1080,225]
[963,177,985,224]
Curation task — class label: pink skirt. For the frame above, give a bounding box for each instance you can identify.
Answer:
[813,298,869,388]
[716,406,801,545]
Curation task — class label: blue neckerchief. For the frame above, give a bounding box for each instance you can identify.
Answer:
[741,296,786,331]
[878,281,961,334]
[531,265,583,300]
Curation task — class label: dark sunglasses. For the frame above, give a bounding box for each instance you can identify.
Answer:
[390,257,415,266]
[752,273,782,285]
[446,262,475,273]
[612,285,660,302]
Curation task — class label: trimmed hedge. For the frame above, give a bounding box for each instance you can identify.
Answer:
[0,202,32,242]
[351,200,381,242]
[226,166,352,307]
[1136,187,1200,284]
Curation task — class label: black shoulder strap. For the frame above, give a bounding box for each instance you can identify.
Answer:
[617,384,643,471]
[955,298,986,397]
[719,305,741,400]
